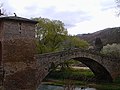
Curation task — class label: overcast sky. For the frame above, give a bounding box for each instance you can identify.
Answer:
[1,0,120,35]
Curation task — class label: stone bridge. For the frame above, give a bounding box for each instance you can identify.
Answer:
[1,48,120,90]
[35,48,120,87]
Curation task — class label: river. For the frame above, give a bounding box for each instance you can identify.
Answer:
[37,85,96,90]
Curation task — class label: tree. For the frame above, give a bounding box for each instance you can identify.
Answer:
[34,17,68,53]
[0,3,7,16]
[116,0,120,15]
[34,17,89,71]
[94,37,103,52]
[101,43,120,57]
[34,17,89,54]
[63,35,89,50]
[68,36,89,49]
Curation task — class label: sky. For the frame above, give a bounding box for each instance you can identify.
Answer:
[1,0,120,35]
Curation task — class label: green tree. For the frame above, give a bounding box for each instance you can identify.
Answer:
[101,43,120,57]
[34,17,68,53]
[62,35,89,50]
[34,17,89,71]
[34,17,89,54]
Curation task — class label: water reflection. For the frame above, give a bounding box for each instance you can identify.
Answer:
[37,85,96,90]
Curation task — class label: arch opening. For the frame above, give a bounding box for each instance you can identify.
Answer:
[41,56,113,85]
[43,60,93,83]
[73,57,113,82]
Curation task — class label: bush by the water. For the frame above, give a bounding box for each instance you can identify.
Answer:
[114,77,120,83]
[45,68,94,81]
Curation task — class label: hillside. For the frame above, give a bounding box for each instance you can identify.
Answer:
[77,27,120,45]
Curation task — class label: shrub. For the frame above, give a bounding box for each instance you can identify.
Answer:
[101,43,120,57]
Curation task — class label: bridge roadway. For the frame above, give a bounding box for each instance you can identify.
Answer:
[2,48,120,90]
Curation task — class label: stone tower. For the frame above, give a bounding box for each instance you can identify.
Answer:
[0,16,37,89]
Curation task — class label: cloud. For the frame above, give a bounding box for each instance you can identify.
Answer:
[44,9,91,24]
[65,24,76,28]
[22,6,92,29]
[1,0,120,35]
[100,0,116,11]
[0,0,14,14]
[68,8,120,35]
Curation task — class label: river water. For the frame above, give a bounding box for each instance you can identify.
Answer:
[37,85,96,90]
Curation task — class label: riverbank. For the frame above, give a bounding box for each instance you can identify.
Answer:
[42,78,120,90]
[43,68,120,90]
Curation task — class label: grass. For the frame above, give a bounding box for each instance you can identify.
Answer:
[43,67,120,90]
[45,68,94,81]
[43,79,120,90]
[114,76,120,83]
[89,83,120,90]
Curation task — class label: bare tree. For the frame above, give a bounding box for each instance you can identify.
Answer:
[116,0,120,16]
[0,3,8,16]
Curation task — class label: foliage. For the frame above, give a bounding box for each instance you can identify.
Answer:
[93,83,120,90]
[63,36,89,50]
[34,17,89,73]
[34,17,89,54]
[34,17,68,53]
[46,68,94,81]
[114,76,120,83]
[101,43,120,57]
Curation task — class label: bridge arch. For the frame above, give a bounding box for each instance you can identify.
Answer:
[44,57,113,83]
[36,49,120,86]
[72,57,113,82]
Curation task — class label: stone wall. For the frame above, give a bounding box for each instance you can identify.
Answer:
[0,21,3,41]
[0,21,3,86]
[2,21,37,90]
[3,21,35,40]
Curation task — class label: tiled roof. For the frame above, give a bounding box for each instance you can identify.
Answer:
[0,16,38,24]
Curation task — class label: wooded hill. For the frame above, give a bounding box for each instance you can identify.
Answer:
[77,27,120,45]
